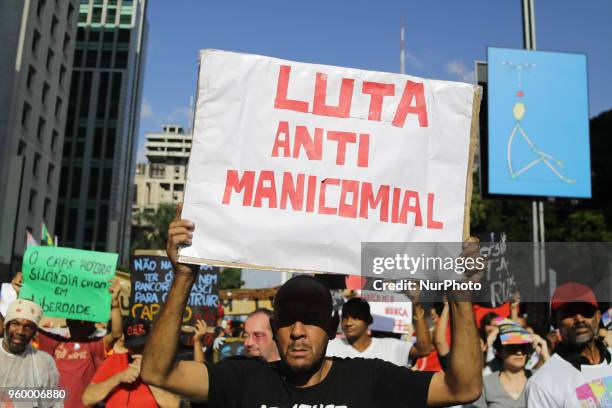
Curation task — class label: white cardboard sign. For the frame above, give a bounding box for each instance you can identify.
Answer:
[179,49,479,275]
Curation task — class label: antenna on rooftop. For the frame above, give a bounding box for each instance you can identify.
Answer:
[400,16,406,75]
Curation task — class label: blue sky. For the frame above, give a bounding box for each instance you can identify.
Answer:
[136,1,612,287]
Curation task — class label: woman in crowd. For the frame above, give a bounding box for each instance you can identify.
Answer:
[472,319,549,408]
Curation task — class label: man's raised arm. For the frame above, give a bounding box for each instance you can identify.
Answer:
[140,204,209,402]
[426,238,483,407]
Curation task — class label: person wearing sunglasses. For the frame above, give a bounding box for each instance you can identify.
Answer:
[472,319,536,407]
[526,283,611,407]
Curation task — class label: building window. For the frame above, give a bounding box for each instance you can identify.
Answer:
[18,140,27,155]
[42,82,50,105]
[44,198,51,220]
[92,6,103,23]
[118,29,130,43]
[119,13,131,25]
[51,15,59,38]
[37,117,46,140]
[67,3,75,21]
[27,65,36,90]
[115,50,127,68]
[37,0,46,18]
[86,49,98,67]
[106,8,116,24]
[29,189,38,213]
[32,30,41,55]
[51,129,59,151]
[59,65,66,86]
[63,34,70,54]
[79,11,88,23]
[33,153,41,176]
[46,49,54,70]
[21,102,31,128]
[48,163,55,184]
[100,50,112,68]
[55,97,63,118]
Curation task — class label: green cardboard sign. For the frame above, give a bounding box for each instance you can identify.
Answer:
[20,246,118,322]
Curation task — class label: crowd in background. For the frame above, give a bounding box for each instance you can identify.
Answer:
[1,263,610,407]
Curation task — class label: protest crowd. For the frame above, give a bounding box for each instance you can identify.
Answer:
[1,209,610,408]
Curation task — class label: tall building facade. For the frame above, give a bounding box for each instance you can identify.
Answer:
[133,125,191,216]
[0,0,80,276]
[55,0,147,263]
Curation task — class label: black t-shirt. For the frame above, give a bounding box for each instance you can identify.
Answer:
[205,356,434,408]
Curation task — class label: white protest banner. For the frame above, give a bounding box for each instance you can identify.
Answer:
[359,290,413,334]
[179,49,480,275]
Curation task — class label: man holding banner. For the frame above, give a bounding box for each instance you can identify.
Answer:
[140,212,483,407]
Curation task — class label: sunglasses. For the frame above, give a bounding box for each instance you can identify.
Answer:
[503,344,532,355]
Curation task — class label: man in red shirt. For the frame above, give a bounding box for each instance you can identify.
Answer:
[82,318,179,407]
[37,279,123,408]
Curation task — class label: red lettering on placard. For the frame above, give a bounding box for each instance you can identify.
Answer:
[357,133,369,168]
[327,131,356,166]
[253,170,277,208]
[306,175,317,213]
[222,170,255,205]
[391,187,401,223]
[319,178,339,215]
[271,121,291,157]
[362,81,395,121]
[280,172,304,210]
[360,183,389,222]
[338,180,359,218]
[427,193,443,229]
[399,190,423,226]
[392,80,428,128]
[274,65,309,113]
[313,73,354,118]
[293,126,323,160]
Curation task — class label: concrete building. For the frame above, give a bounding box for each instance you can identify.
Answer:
[133,125,191,216]
[54,0,147,264]
[0,0,80,276]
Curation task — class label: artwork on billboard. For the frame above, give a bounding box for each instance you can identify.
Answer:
[487,47,591,198]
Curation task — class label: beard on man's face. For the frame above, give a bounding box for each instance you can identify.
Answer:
[561,320,597,348]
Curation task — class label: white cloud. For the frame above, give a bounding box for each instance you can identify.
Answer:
[406,51,424,69]
[141,98,153,119]
[446,60,474,83]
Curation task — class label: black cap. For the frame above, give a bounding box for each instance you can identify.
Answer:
[273,275,337,337]
[341,297,373,325]
[123,318,150,349]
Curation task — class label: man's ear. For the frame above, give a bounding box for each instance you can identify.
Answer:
[269,315,278,342]
[327,313,340,340]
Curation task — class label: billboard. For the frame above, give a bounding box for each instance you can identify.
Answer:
[486,47,591,198]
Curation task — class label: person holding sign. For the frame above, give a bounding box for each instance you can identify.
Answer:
[37,279,123,408]
[140,208,483,407]
[0,299,61,408]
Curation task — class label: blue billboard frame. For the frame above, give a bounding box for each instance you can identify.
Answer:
[485,47,592,199]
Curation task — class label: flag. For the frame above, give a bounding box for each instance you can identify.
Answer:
[26,230,39,247]
[41,223,55,246]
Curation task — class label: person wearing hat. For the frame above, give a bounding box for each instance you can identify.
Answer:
[0,299,61,407]
[140,207,483,407]
[526,282,612,407]
[82,318,179,407]
[472,319,549,408]
[326,296,431,366]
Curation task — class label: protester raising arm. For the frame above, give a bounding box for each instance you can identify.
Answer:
[426,238,484,406]
[141,204,209,402]
[103,278,123,352]
[193,319,207,363]
[407,291,433,359]
[81,355,142,406]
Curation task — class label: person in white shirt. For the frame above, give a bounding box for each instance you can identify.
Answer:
[326,297,431,366]
[0,271,22,317]
[0,299,61,407]
[526,282,612,407]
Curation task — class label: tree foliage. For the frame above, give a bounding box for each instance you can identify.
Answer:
[131,203,177,251]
